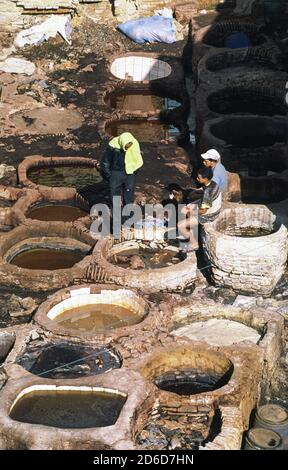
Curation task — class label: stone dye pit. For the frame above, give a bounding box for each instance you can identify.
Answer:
[204,205,288,295]
[4,237,89,271]
[195,78,288,134]
[193,20,268,68]
[18,156,102,191]
[110,56,172,82]
[197,45,284,86]
[0,371,147,449]
[196,21,266,49]
[9,386,127,429]
[153,367,233,396]
[105,88,180,114]
[172,319,261,347]
[109,241,183,270]
[139,346,233,397]
[53,304,142,333]
[13,189,90,225]
[17,342,121,379]
[105,117,179,142]
[27,204,88,223]
[130,340,263,450]
[201,116,288,186]
[170,302,284,382]
[105,89,164,113]
[27,166,101,190]
[92,237,197,293]
[34,284,148,339]
[202,115,288,152]
[134,340,264,436]
[0,224,94,290]
[206,85,288,117]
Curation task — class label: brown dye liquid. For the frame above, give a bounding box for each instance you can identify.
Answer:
[28,166,102,189]
[10,390,126,428]
[27,205,88,222]
[112,248,181,270]
[10,248,85,270]
[55,304,143,332]
[107,120,177,141]
[108,91,165,112]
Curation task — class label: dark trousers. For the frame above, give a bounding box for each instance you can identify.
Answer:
[110,170,135,205]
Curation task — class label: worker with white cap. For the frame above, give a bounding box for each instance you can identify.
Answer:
[201,149,228,192]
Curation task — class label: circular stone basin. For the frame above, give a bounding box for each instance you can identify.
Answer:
[9,385,127,428]
[110,56,172,82]
[200,22,266,48]
[210,117,288,149]
[10,108,83,135]
[207,87,288,116]
[27,203,88,222]
[105,89,165,113]
[5,238,90,270]
[140,348,233,396]
[172,319,261,347]
[154,368,232,396]
[17,342,121,379]
[105,118,179,142]
[205,49,279,74]
[27,165,102,190]
[215,210,278,237]
[45,289,148,334]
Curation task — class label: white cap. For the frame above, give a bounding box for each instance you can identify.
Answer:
[201,149,221,161]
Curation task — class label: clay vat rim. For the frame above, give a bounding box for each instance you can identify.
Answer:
[3,237,90,271]
[92,237,196,276]
[194,22,268,48]
[34,283,150,339]
[103,87,171,113]
[204,206,286,240]
[203,47,281,74]
[9,384,127,417]
[16,341,122,379]
[202,115,288,150]
[137,345,236,399]
[13,190,90,225]
[18,156,101,191]
[0,370,148,446]
[0,223,94,283]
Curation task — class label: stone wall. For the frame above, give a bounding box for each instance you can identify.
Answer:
[203,205,288,296]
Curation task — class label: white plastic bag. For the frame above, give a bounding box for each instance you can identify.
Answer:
[14,16,72,48]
